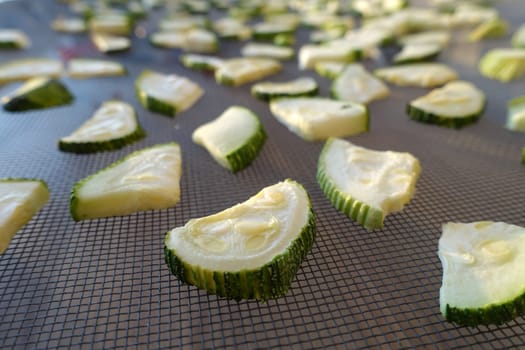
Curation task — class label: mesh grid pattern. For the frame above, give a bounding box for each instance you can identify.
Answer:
[1,0,525,348]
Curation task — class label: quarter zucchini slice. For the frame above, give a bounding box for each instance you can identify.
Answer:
[393,43,442,64]
[192,106,266,173]
[506,96,525,132]
[164,179,316,301]
[70,143,182,221]
[0,58,63,85]
[439,221,525,326]
[331,63,389,104]
[135,69,204,117]
[2,77,73,112]
[0,29,30,49]
[67,58,126,78]
[180,54,224,71]
[269,97,368,141]
[59,100,145,153]
[317,138,421,230]
[215,57,282,86]
[479,49,525,82]
[407,81,486,128]
[91,33,131,53]
[251,77,318,101]
[375,63,458,87]
[0,179,49,254]
[241,43,294,60]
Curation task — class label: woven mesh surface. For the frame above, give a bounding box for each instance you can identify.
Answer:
[1,0,525,348]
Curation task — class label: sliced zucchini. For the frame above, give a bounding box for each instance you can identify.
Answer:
[298,42,362,70]
[159,15,208,32]
[183,28,219,53]
[393,43,442,64]
[375,63,458,87]
[88,13,132,36]
[67,58,126,78]
[252,21,295,41]
[345,26,394,48]
[135,69,203,117]
[215,57,281,86]
[317,138,420,230]
[331,63,389,104]
[407,81,485,128]
[241,43,294,60]
[0,179,49,254]
[59,100,145,153]
[273,33,295,47]
[180,54,224,71]
[70,143,182,221]
[251,77,318,102]
[351,0,408,18]
[150,30,185,49]
[269,97,368,141]
[0,58,63,85]
[51,17,87,33]
[164,179,316,301]
[505,96,525,132]
[512,24,525,48]
[0,29,30,49]
[212,17,251,40]
[2,77,73,112]
[451,4,499,27]
[310,28,345,44]
[398,30,450,48]
[192,106,266,173]
[91,33,131,53]
[314,61,347,79]
[479,49,525,82]
[468,18,508,42]
[439,221,525,326]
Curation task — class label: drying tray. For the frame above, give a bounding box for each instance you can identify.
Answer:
[1,0,525,348]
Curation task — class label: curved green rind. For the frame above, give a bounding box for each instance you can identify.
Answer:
[3,79,74,112]
[135,83,177,117]
[58,125,146,154]
[406,103,484,129]
[394,52,440,65]
[251,86,319,102]
[164,208,316,301]
[444,291,525,326]
[316,139,383,230]
[0,42,23,49]
[226,120,267,173]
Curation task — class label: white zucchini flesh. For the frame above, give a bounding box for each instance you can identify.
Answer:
[137,70,204,113]
[71,143,182,220]
[60,101,138,143]
[51,18,87,33]
[375,63,458,87]
[269,97,368,141]
[166,180,310,271]
[251,77,318,98]
[393,43,441,63]
[332,63,389,104]
[252,22,295,36]
[183,29,218,53]
[67,59,126,78]
[159,16,208,32]
[506,96,525,132]
[398,31,450,48]
[512,24,525,48]
[322,138,420,215]
[241,43,294,60]
[410,81,485,118]
[89,14,130,35]
[0,29,30,48]
[150,31,186,48]
[212,17,251,40]
[0,58,63,84]
[0,180,49,254]
[315,61,347,79]
[215,58,282,86]
[439,222,525,322]
[192,106,262,170]
[91,33,131,53]
[180,54,224,70]
[298,42,360,70]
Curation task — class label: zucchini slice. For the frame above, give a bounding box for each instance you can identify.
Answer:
[0,29,30,49]
[0,179,49,254]
[2,77,73,112]
[212,17,252,40]
[0,58,63,85]
[269,97,368,141]
[51,17,87,33]
[251,77,318,101]
[407,81,486,128]
[67,58,126,78]
[317,138,420,230]
[150,31,185,49]
[192,106,266,173]
[70,143,182,221]
[91,33,131,53]
[393,43,442,64]
[252,22,295,41]
[59,100,145,153]
[468,18,508,42]
[88,13,132,36]
[398,30,450,49]
[512,24,525,48]
[439,221,525,326]
[375,63,458,87]
[298,42,362,70]
[331,63,389,104]
[135,69,203,117]
[479,49,525,82]
[314,61,347,79]
[164,179,316,301]
[506,96,525,132]
[180,54,224,71]
[215,57,282,86]
[241,43,294,60]
[183,28,219,53]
